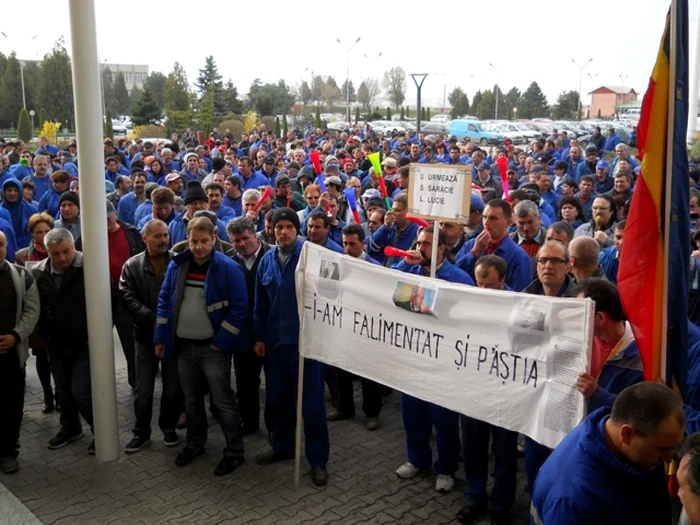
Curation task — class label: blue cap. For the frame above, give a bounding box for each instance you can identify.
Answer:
[470,193,485,211]
[596,160,608,170]
[531,165,544,173]
[477,163,491,172]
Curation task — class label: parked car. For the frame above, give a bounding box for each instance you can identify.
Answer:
[419,122,448,134]
[482,121,527,144]
[448,119,505,145]
[578,127,631,148]
[430,114,451,123]
[369,120,406,134]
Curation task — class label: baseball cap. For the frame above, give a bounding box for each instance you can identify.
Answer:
[381,157,397,168]
[165,173,181,183]
[596,160,609,170]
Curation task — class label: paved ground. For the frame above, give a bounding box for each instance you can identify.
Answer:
[0,335,532,525]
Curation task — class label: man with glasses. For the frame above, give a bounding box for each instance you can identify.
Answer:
[522,240,574,498]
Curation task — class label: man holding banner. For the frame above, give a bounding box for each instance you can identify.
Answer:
[392,227,472,493]
[253,208,329,486]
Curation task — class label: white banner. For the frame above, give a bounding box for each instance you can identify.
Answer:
[295,243,594,449]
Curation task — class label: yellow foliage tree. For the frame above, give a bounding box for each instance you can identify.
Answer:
[243,110,258,133]
[40,121,61,145]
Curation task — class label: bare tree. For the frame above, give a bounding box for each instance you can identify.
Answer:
[382,67,406,109]
[357,78,380,110]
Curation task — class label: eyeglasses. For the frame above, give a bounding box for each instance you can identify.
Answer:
[591,206,610,211]
[536,257,568,265]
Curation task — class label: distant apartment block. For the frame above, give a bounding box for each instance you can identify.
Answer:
[103,63,149,92]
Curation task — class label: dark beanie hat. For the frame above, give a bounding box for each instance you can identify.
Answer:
[184,180,208,205]
[59,191,80,208]
[271,207,300,233]
[212,156,226,171]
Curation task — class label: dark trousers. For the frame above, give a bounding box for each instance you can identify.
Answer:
[524,436,552,493]
[34,349,53,401]
[267,345,329,468]
[177,343,244,458]
[401,393,459,475]
[324,364,339,399]
[133,340,183,440]
[0,349,25,458]
[337,369,382,418]
[48,345,93,435]
[233,349,271,433]
[114,302,136,388]
[461,416,518,512]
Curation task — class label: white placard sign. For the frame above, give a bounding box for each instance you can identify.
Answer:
[407,163,473,224]
[296,243,594,449]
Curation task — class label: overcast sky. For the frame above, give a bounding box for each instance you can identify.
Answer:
[1,0,697,109]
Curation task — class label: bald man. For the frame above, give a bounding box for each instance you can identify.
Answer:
[569,236,607,283]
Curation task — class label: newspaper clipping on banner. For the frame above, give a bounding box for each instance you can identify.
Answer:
[295,243,595,449]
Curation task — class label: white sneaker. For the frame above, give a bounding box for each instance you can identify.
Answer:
[395,461,421,479]
[435,474,455,493]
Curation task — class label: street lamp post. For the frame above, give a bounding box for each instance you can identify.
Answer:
[587,72,598,118]
[1,32,37,110]
[411,74,429,135]
[338,37,361,124]
[489,63,499,120]
[364,52,382,80]
[572,58,593,119]
[619,74,629,89]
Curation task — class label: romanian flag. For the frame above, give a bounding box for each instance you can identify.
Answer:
[617,0,690,389]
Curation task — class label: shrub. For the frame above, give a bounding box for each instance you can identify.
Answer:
[17,108,32,142]
[133,124,166,139]
[39,120,61,145]
[218,119,245,139]
[260,116,276,132]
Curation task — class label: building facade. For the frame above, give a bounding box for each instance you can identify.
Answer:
[103,63,149,93]
[589,86,638,118]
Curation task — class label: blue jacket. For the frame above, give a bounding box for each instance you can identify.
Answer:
[683,337,700,433]
[62,161,79,177]
[213,205,237,224]
[133,200,153,227]
[319,238,344,254]
[587,323,643,414]
[236,172,271,191]
[167,211,230,247]
[38,187,62,218]
[603,134,621,152]
[456,234,532,292]
[531,408,671,525]
[138,208,175,232]
[1,179,37,249]
[253,238,305,348]
[540,190,559,214]
[599,245,619,284]
[36,143,60,157]
[540,200,557,224]
[594,175,614,194]
[256,168,279,186]
[575,161,597,182]
[117,192,146,225]
[0,216,18,263]
[154,250,248,359]
[393,258,474,286]
[369,221,420,266]
[222,195,243,217]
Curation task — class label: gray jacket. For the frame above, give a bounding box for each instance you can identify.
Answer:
[3,260,40,366]
[573,220,616,248]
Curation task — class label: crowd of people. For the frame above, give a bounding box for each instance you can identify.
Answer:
[0,122,700,524]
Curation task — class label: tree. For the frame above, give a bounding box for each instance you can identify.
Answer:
[322,76,341,109]
[164,62,191,112]
[0,53,24,128]
[400,107,405,120]
[17,108,32,142]
[247,79,296,116]
[221,79,242,115]
[299,81,313,106]
[311,75,325,105]
[131,84,162,125]
[274,116,281,137]
[448,87,470,118]
[502,87,522,121]
[519,82,549,119]
[104,109,114,139]
[386,107,392,120]
[357,79,380,110]
[36,39,74,128]
[129,85,142,115]
[340,80,356,103]
[195,56,225,115]
[282,113,288,137]
[552,90,580,120]
[426,107,431,120]
[475,90,496,120]
[471,91,483,117]
[102,67,115,113]
[39,108,47,129]
[196,84,215,132]
[112,72,131,115]
[143,71,167,114]
[315,106,322,129]
[22,61,39,116]
[421,107,426,121]
[382,67,407,109]
[355,106,361,123]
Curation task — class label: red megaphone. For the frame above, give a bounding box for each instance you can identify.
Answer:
[309,151,322,175]
[406,216,430,228]
[384,246,413,258]
[253,187,273,213]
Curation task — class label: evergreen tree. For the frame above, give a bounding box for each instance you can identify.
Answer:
[519,82,550,119]
[426,107,431,120]
[164,62,191,111]
[17,108,32,142]
[421,107,426,121]
[143,71,167,114]
[129,85,142,115]
[282,113,288,137]
[315,106,322,129]
[221,79,242,115]
[0,53,23,128]
[299,81,313,106]
[102,67,115,113]
[112,72,131,115]
[196,56,225,115]
[274,116,281,137]
[400,107,405,120]
[104,109,114,139]
[36,39,74,128]
[355,106,361,124]
[386,107,392,120]
[448,87,470,117]
[39,108,47,129]
[131,84,162,125]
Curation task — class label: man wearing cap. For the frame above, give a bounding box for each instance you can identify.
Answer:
[254,208,330,486]
[236,156,270,190]
[1,179,37,249]
[273,176,305,211]
[256,155,280,186]
[323,175,353,223]
[179,153,208,183]
[164,172,185,198]
[154,216,248,476]
[474,164,503,203]
[168,181,230,247]
[54,192,82,239]
[575,145,600,181]
[594,160,614,194]
[117,172,149,226]
[200,157,227,189]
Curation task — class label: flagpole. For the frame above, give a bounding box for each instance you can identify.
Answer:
[662,0,680,382]
[687,0,700,143]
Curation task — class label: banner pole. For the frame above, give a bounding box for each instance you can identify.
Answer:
[430,220,440,279]
[294,353,305,486]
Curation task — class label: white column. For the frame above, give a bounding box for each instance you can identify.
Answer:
[67,0,120,462]
[688,2,700,144]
